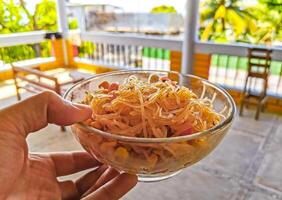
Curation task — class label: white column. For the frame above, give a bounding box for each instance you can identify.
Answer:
[56,0,69,65]
[56,0,69,36]
[181,0,200,74]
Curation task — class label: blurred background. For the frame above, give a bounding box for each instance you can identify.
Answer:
[0,0,281,199]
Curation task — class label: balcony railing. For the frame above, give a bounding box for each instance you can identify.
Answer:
[209,54,282,97]
[197,43,282,97]
[0,31,56,71]
[1,30,282,98]
[74,32,282,97]
[75,32,182,71]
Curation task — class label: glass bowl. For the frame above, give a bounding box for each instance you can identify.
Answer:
[64,70,236,182]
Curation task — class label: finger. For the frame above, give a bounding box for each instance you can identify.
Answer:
[49,152,101,176]
[82,174,138,200]
[75,165,108,196]
[82,167,119,197]
[0,91,92,137]
[93,168,120,189]
[59,180,80,200]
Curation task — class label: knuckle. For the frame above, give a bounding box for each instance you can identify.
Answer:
[39,90,56,98]
[39,90,60,102]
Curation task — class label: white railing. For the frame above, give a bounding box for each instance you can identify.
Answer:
[81,32,182,51]
[0,31,56,71]
[0,30,281,96]
[1,31,281,62]
[195,42,282,61]
[77,32,282,97]
[80,32,282,61]
[0,31,47,47]
[76,32,178,71]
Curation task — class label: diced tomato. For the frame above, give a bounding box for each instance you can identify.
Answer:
[110,92,117,101]
[175,121,194,136]
[180,127,194,136]
[109,82,119,91]
[99,81,110,89]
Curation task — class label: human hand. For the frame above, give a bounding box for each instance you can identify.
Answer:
[0,91,137,200]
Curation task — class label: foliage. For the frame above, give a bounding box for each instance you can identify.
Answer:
[200,0,257,42]
[68,18,78,30]
[32,0,57,31]
[150,5,177,13]
[259,0,282,12]
[0,0,78,63]
[0,0,58,63]
[0,0,29,33]
[0,0,57,33]
[199,0,282,45]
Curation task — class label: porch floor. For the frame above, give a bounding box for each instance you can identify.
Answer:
[0,79,281,200]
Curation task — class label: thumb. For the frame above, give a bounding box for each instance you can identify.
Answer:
[0,91,92,137]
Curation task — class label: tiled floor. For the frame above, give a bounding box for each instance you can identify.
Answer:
[1,91,281,200]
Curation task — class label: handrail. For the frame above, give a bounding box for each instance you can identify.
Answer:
[80,32,282,61]
[0,31,281,61]
[81,32,183,51]
[195,42,282,61]
[0,31,47,47]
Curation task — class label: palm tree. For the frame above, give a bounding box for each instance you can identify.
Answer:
[199,0,255,43]
[256,0,282,44]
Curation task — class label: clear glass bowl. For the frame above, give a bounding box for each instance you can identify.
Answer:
[64,70,236,182]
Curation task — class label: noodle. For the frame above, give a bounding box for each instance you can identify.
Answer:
[83,75,222,138]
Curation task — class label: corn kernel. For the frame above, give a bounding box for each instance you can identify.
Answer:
[193,137,208,148]
[114,147,129,161]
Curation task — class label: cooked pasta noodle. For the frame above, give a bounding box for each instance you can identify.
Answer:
[82,75,222,138]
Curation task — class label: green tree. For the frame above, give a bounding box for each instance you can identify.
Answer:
[0,0,57,34]
[199,0,256,43]
[259,0,282,12]
[150,5,177,13]
[0,0,58,62]
[199,0,282,45]
[0,0,29,33]
[245,3,282,44]
[258,0,282,42]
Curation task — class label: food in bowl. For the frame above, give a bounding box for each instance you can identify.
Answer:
[83,75,222,137]
[81,75,223,171]
[66,70,235,182]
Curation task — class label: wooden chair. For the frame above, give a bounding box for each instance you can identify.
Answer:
[239,48,272,120]
[12,66,85,131]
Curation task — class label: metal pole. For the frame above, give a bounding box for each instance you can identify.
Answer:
[181,0,200,74]
[56,0,69,65]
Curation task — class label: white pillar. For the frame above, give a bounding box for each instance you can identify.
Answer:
[56,0,69,65]
[181,0,200,74]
